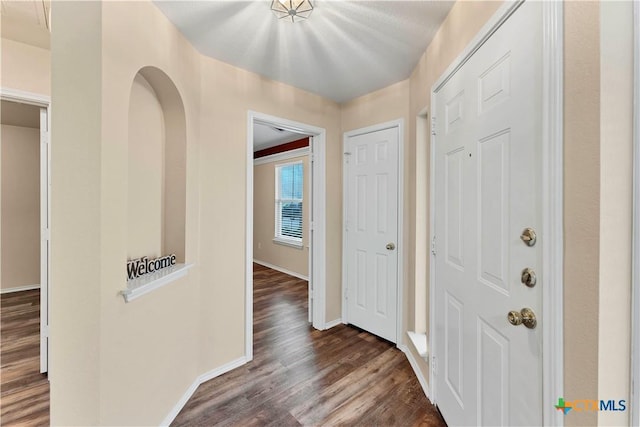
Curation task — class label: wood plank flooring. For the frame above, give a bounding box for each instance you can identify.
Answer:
[0,289,50,426]
[0,267,446,426]
[172,264,446,426]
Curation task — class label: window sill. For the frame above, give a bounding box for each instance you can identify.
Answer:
[273,237,304,249]
[121,263,193,303]
[407,331,429,361]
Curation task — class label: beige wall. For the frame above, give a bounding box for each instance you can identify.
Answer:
[50,2,102,423]
[1,38,50,95]
[1,124,40,290]
[598,1,634,425]
[50,0,341,424]
[564,3,601,426]
[254,154,310,278]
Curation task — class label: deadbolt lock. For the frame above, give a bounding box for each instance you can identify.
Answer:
[520,228,537,247]
[521,268,537,288]
[507,308,537,329]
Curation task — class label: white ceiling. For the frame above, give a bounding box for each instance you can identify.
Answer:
[153,0,455,103]
[1,0,455,104]
[253,122,309,151]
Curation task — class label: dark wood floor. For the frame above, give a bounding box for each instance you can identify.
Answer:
[0,289,50,426]
[172,263,446,426]
[0,267,446,426]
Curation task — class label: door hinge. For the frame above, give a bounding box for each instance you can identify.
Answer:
[432,355,437,376]
[431,235,436,256]
[42,228,50,241]
[310,152,315,163]
[431,116,437,136]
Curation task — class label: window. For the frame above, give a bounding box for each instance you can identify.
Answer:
[275,162,303,247]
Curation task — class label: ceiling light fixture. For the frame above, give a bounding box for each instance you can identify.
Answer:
[271,0,314,23]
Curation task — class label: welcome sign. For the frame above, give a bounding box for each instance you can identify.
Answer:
[127,254,177,280]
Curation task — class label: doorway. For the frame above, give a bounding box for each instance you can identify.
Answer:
[0,90,50,374]
[342,120,404,344]
[253,123,312,319]
[246,111,327,361]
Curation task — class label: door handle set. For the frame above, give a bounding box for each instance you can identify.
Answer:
[507,308,537,329]
[511,228,537,329]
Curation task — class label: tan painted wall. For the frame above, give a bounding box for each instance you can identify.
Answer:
[50,2,102,423]
[564,4,601,426]
[0,38,50,95]
[254,155,310,278]
[598,1,634,425]
[50,0,341,424]
[0,124,40,290]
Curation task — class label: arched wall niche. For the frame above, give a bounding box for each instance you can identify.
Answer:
[127,66,186,264]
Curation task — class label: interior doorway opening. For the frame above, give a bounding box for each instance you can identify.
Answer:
[252,123,313,323]
[246,111,327,361]
[0,90,50,376]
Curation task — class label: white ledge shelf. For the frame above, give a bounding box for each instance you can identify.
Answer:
[407,331,429,361]
[121,263,193,303]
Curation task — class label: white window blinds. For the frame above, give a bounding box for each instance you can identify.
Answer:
[275,162,303,243]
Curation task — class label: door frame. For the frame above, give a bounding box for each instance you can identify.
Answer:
[341,119,404,344]
[630,1,640,425]
[428,1,564,426]
[0,87,51,374]
[246,111,327,361]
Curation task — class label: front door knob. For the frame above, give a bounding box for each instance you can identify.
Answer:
[386,243,396,250]
[520,228,537,246]
[507,308,537,329]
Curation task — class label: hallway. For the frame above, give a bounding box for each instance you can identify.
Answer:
[172,263,445,426]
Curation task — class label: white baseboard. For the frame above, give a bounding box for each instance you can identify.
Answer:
[323,318,343,329]
[160,356,248,426]
[253,259,309,281]
[398,344,432,402]
[1,284,40,294]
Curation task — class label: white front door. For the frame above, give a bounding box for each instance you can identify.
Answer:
[344,125,399,343]
[433,2,542,425]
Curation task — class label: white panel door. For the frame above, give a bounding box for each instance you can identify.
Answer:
[434,2,542,426]
[345,126,399,343]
